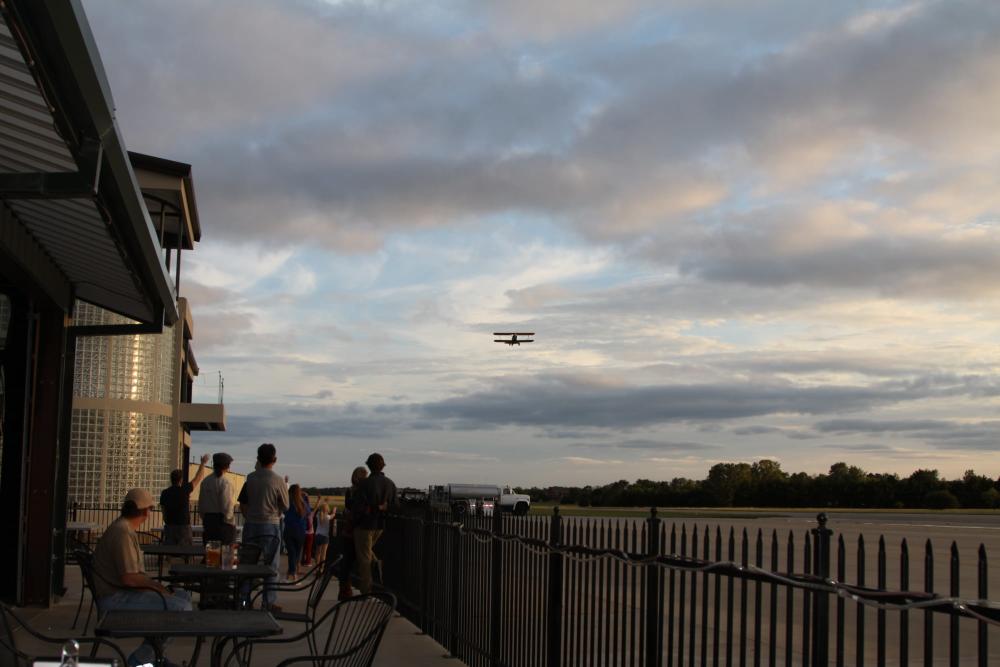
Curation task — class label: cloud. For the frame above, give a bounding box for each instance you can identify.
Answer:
[672,206,1000,299]
[814,418,1000,451]
[420,372,1000,431]
[86,0,1000,263]
[212,403,403,441]
[572,439,716,451]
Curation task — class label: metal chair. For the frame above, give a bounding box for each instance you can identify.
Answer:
[267,559,341,656]
[74,549,168,633]
[223,592,396,667]
[0,601,127,667]
[67,534,93,630]
[135,530,162,572]
[75,550,205,666]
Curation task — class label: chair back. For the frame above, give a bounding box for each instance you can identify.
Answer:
[74,550,105,614]
[1,601,128,666]
[135,530,162,571]
[306,563,338,616]
[316,592,396,667]
[0,602,24,665]
[75,549,166,611]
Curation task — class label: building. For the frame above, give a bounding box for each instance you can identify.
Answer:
[0,0,210,604]
[67,154,225,508]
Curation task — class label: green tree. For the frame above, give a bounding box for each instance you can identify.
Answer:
[705,463,753,507]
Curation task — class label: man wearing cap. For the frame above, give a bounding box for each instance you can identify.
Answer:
[93,488,192,666]
[159,454,209,546]
[238,443,289,610]
[200,452,236,544]
[354,452,397,594]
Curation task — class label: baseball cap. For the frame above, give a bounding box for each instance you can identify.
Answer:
[213,452,234,469]
[124,488,155,510]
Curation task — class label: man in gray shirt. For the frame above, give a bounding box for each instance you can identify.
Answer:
[238,443,289,610]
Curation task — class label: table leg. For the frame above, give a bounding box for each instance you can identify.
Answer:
[151,636,166,667]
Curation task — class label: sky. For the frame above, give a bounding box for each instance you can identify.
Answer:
[81,0,1000,489]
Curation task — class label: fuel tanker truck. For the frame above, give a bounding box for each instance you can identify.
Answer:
[428,483,531,518]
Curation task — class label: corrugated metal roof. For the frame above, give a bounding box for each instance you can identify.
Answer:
[0,22,76,172]
[0,14,163,323]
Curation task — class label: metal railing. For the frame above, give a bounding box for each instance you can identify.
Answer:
[380,508,1000,667]
[67,502,245,536]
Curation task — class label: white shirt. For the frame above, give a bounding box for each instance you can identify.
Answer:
[199,474,235,523]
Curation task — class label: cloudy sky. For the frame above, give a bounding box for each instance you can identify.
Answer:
[83,0,1000,488]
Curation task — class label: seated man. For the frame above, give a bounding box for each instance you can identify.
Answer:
[93,488,192,667]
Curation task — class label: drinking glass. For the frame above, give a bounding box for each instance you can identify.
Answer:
[205,540,222,567]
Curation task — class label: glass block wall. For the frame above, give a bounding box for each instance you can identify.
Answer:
[68,302,178,505]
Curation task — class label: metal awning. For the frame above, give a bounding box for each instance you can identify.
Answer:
[0,1,177,325]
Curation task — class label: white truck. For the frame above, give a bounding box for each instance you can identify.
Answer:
[429,483,531,518]
[499,484,531,516]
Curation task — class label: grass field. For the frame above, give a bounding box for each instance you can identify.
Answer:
[304,496,1000,518]
[527,502,1000,518]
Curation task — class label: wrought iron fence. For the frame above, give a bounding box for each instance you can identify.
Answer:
[67,502,244,538]
[379,508,1000,667]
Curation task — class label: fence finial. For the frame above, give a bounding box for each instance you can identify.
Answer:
[553,505,560,517]
[650,506,658,518]
[816,512,828,529]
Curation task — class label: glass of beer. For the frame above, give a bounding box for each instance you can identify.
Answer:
[205,540,222,567]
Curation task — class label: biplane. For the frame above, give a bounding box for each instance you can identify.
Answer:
[494,332,535,346]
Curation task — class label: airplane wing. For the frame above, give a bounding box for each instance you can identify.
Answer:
[521,340,534,343]
[494,340,511,343]
[514,332,535,336]
[494,332,515,335]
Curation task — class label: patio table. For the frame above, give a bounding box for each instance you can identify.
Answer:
[167,563,274,609]
[141,543,205,577]
[95,609,281,667]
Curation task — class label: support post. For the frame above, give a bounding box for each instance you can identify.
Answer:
[546,506,563,667]
[448,520,462,658]
[490,499,503,667]
[811,513,832,666]
[644,507,662,667]
[23,305,67,604]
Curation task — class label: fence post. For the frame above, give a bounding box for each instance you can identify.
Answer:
[420,502,433,634]
[811,512,832,666]
[547,506,563,667]
[645,507,662,667]
[490,503,503,667]
[449,520,462,658]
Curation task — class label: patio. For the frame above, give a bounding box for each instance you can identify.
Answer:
[8,558,462,666]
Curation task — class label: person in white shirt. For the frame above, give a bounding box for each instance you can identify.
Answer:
[313,502,335,568]
[199,452,236,544]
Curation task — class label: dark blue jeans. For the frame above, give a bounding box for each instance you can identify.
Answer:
[283,529,304,576]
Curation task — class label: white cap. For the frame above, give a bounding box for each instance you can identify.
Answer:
[124,488,155,510]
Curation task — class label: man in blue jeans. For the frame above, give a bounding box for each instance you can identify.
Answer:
[238,443,289,610]
[93,488,192,667]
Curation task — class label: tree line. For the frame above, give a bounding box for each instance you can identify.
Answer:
[514,462,1000,510]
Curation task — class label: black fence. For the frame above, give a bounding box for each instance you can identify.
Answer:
[379,508,1000,667]
[67,502,245,537]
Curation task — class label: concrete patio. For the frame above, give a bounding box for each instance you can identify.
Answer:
[8,558,462,666]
